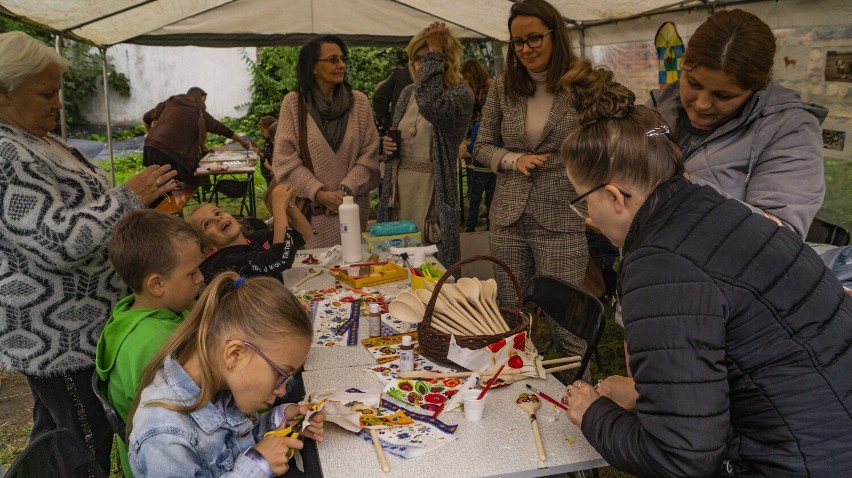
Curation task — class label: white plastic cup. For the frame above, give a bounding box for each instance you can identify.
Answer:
[461,389,485,421]
[412,250,426,267]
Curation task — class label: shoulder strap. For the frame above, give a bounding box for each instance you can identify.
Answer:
[298,93,315,174]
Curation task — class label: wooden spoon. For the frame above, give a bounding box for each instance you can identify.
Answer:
[388,300,459,335]
[442,284,493,334]
[457,278,503,333]
[480,278,509,332]
[290,267,322,290]
[395,291,425,316]
[413,289,479,335]
[423,281,475,326]
[388,300,423,324]
[516,393,546,461]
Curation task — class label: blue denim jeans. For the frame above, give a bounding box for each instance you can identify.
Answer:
[466,169,496,232]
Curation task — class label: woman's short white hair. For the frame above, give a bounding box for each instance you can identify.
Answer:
[0,31,71,93]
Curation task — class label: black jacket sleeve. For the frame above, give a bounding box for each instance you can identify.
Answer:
[200,228,305,282]
[581,248,731,478]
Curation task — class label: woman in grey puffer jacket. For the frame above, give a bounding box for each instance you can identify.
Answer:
[648,9,827,240]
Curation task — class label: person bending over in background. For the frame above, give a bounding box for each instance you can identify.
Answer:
[143,86,252,190]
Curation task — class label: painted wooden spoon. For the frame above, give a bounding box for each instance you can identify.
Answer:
[516,393,547,461]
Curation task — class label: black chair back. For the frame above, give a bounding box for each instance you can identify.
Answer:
[4,428,106,478]
[91,372,126,439]
[523,275,606,382]
[806,217,850,246]
[211,179,252,216]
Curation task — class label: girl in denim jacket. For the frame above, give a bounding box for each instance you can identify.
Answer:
[127,272,325,477]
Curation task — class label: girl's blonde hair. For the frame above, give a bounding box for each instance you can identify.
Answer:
[127,272,313,436]
[407,28,464,88]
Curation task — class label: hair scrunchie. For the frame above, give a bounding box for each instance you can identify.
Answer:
[233,276,246,289]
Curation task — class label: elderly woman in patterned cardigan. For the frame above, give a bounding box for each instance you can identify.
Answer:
[274,34,381,248]
[0,31,177,472]
[378,22,474,269]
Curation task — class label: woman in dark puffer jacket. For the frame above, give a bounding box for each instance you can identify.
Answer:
[559,59,852,477]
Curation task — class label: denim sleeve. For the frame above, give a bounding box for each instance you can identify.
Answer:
[131,429,269,478]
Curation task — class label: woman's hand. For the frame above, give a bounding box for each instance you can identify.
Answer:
[595,376,638,410]
[254,434,302,476]
[562,380,601,428]
[382,135,398,157]
[516,154,549,176]
[124,165,178,206]
[316,189,344,214]
[424,22,449,52]
[317,190,344,213]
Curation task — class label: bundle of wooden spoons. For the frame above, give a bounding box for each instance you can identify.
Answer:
[388,277,512,336]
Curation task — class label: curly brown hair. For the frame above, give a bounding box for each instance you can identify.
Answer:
[560,59,684,192]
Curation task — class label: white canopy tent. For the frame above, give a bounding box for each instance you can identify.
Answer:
[0,0,740,47]
[1,0,850,179]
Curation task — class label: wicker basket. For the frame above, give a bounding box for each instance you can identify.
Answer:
[417,255,530,361]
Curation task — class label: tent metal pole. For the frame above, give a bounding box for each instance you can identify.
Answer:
[54,35,67,140]
[492,40,505,75]
[99,47,116,186]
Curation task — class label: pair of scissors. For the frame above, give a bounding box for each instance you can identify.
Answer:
[263,400,327,459]
[264,415,305,459]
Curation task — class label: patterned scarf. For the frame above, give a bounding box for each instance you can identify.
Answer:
[305,83,353,152]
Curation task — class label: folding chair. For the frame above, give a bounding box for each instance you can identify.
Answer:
[3,428,106,478]
[210,178,252,217]
[806,217,850,246]
[523,275,606,383]
[91,372,126,439]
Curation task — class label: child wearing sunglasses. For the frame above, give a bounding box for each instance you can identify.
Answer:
[127,272,325,478]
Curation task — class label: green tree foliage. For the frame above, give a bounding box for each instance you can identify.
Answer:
[0,18,131,127]
[230,41,492,142]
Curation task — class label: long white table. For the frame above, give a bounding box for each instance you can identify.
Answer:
[284,249,606,477]
[303,366,606,478]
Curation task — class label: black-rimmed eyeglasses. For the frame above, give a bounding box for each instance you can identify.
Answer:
[569,184,632,219]
[509,30,552,52]
[225,339,294,390]
[316,56,347,64]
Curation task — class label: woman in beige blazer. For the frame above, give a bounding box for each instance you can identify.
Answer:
[473,0,588,308]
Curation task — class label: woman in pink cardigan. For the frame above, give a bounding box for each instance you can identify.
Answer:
[273,35,381,248]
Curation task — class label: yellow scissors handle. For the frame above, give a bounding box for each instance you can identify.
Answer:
[264,426,301,459]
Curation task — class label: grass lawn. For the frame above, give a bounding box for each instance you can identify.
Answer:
[818,157,852,234]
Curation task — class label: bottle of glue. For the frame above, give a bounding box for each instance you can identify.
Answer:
[368,303,382,337]
[399,335,415,372]
[339,195,362,263]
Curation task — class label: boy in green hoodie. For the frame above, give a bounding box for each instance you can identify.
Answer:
[95,209,204,477]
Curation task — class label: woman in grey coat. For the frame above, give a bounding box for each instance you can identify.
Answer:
[648,9,827,239]
[378,22,473,269]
